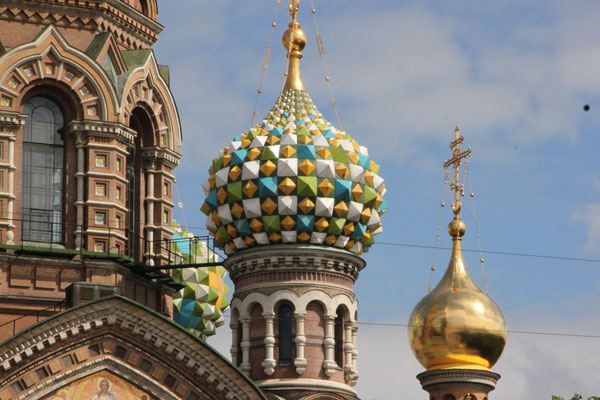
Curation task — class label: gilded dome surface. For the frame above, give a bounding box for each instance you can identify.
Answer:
[201,89,387,255]
[408,239,507,371]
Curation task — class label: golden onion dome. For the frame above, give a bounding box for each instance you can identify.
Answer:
[408,221,507,370]
[408,129,507,371]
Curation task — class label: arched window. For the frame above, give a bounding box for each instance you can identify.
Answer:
[131,0,147,14]
[334,306,345,366]
[22,97,64,244]
[278,304,293,364]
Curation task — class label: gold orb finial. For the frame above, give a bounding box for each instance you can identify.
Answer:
[282,0,306,91]
[408,128,507,371]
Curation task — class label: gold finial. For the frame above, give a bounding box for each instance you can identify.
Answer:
[282,0,307,91]
[443,126,471,238]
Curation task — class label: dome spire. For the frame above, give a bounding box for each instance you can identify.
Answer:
[282,0,307,91]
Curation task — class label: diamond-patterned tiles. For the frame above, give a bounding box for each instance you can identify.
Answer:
[202,89,386,255]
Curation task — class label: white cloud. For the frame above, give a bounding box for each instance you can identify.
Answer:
[573,203,600,253]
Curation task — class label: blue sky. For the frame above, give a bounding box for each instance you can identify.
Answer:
[153,1,600,398]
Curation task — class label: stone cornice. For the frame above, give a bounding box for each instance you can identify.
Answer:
[0,0,163,46]
[224,246,366,283]
[0,296,265,400]
[0,111,26,129]
[141,146,181,169]
[417,368,501,391]
[67,119,135,144]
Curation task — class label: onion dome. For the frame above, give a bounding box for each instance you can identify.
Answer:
[171,222,230,339]
[408,129,506,371]
[200,3,387,256]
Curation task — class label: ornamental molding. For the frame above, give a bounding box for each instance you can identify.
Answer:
[20,356,181,400]
[231,288,358,322]
[141,146,181,168]
[417,369,501,391]
[0,296,264,400]
[0,0,162,45]
[0,111,26,129]
[224,246,365,282]
[67,119,135,144]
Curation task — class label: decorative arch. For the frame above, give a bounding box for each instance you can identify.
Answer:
[121,52,181,153]
[0,25,119,120]
[127,0,159,20]
[0,296,266,400]
[231,290,358,322]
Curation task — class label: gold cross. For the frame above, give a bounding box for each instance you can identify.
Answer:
[443,127,471,218]
[289,0,300,22]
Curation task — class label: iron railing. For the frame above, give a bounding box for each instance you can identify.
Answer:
[0,215,224,279]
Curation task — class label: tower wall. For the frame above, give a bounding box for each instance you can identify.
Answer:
[225,246,363,399]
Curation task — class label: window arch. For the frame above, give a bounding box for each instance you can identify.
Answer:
[21,97,64,244]
[131,0,148,14]
[278,303,294,364]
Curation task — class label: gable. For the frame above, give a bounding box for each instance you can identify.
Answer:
[0,296,265,400]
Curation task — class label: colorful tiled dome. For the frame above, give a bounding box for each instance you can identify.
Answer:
[201,89,387,255]
[171,223,230,339]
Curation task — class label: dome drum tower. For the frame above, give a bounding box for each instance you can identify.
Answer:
[202,1,387,398]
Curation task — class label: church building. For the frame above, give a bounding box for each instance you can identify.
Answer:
[0,1,507,400]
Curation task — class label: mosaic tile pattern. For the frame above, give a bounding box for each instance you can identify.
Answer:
[171,223,230,339]
[201,89,387,255]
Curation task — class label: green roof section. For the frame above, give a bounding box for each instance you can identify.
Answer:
[158,65,170,87]
[121,49,153,70]
[85,32,111,60]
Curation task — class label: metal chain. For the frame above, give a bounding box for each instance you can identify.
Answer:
[308,0,343,130]
[250,0,282,126]
[428,168,449,293]
[466,160,488,292]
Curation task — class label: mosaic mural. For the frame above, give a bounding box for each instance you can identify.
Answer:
[42,371,154,400]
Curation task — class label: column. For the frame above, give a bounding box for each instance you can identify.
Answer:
[6,129,17,244]
[352,323,359,371]
[323,314,336,376]
[74,132,87,250]
[294,312,307,374]
[143,158,156,265]
[262,311,276,375]
[0,113,25,245]
[230,319,240,366]
[240,318,251,374]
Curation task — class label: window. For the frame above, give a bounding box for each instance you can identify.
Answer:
[163,181,170,196]
[116,214,122,229]
[163,210,169,224]
[0,141,4,159]
[116,156,123,172]
[116,185,122,201]
[335,307,345,367]
[22,97,64,244]
[278,304,293,364]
